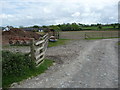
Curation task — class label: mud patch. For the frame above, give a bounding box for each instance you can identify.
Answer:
[46,55,64,64]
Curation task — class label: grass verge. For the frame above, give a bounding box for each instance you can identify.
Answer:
[48,39,70,47]
[3,59,54,88]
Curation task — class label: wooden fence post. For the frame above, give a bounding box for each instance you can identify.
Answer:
[30,38,35,61]
[29,34,49,66]
[57,31,60,39]
[102,32,104,38]
[111,32,112,38]
[85,33,86,39]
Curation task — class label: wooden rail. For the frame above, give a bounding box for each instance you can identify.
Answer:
[30,33,49,67]
[84,32,119,39]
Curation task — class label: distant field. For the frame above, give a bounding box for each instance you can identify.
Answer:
[60,31,119,40]
[81,26,118,30]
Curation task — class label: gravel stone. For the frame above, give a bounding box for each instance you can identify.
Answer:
[11,39,118,88]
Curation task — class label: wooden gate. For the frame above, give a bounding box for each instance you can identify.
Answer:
[30,33,49,67]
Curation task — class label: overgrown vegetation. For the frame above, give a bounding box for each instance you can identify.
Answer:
[48,39,70,47]
[2,51,53,88]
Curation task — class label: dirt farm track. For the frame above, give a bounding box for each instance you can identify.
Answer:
[2,30,119,88]
[11,38,119,88]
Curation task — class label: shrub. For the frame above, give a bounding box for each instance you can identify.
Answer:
[2,51,35,77]
[2,51,53,88]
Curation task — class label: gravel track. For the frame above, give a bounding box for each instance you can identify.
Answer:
[11,39,118,88]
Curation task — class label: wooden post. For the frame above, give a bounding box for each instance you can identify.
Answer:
[57,31,59,39]
[30,38,35,61]
[111,32,112,38]
[85,33,86,39]
[102,32,104,38]
[58,31,60,39]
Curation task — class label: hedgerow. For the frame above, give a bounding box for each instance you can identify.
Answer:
[2,51,35,77]
[2,50,53,88]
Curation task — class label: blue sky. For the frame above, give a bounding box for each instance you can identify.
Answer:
[0,0,119,27]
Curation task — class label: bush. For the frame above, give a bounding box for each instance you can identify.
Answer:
[2,51,35,77]
[2,51,54,88]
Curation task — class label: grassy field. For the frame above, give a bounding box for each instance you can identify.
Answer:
[81,26,118,30]
[48,39,70,47]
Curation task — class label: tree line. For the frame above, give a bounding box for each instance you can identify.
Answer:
[27,23,120,31]
[2,23,120,32]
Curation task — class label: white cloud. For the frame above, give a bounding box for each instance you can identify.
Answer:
[1,0,119,26]
[72,12,80,17]
[43,8,51,13]
[26,16,33,19]
[0,14,14,19]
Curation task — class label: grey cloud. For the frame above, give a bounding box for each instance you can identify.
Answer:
[1,0,119,27]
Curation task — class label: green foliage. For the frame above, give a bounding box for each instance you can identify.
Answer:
[32,25,39,28]
[19,26,24,28]
[59,23,82,31]
[42,25,47,28]
[2,51,53,88]
[98,25,102,30]
[58,23,119,31]
[118,24,120,29]
[2,51,35,77]
[18,23,120,32]
[49,25,61,31]
[2,50,53,88]
[33,29,39,32]
[2,51,35,87]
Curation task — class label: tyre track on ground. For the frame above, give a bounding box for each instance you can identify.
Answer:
[11,39,118,88]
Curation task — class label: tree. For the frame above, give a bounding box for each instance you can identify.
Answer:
[42,25,47,28]
[33,29,39,32]
[98,25,102,30]
[118,24,120,29]
[19,26,24,28]
[113,24,116,28]
[32,25,39,28]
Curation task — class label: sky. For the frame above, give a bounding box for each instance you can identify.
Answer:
[0,0,119,27]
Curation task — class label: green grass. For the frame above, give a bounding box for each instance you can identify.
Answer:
[48,39,70,47]
[118,42,120,45]
[3,59,54,88]
[81,26,98,30]
[86,37,120,40]
[81,26,118,30]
